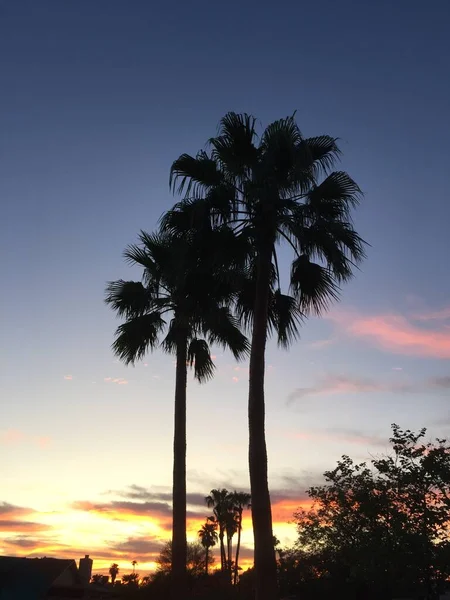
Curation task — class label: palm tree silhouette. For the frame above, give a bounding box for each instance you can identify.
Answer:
[131,560,138,573]
[166,112,366,600]
[231,491,251,584]
[198,520,218,574]
[109,563,119,584]
[106,229,249,598]
[205,489,230,573]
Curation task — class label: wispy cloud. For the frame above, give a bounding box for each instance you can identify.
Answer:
[290,427,388,448]
[104,377,128,385]
[287,373,450,405]
[328,306,450,359]
[0,430,52,449]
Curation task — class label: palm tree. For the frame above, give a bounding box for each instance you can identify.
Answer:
[131,560,138,573]
[231,491,251,584]
[198,520,218,574]
[205,489,230,573]
[106,229,249,599]
[225,508,238,579]
[166,112,366,600]
[109,563,119,584]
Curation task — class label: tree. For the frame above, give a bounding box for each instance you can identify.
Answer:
[109,563,119,584]
[293,424,450,599]
[106,229,249,598]
[165,112,365,600]
[198,520,219,574]
[131,559,138,573]
[231,491,251,584]
[91,574,108,585]
[122,572,140,587]
[205,489,230,573]
[156,540,214,579]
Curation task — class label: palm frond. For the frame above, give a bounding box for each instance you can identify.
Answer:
[105,280,151,318]
[202,306,249,360]
[187,338,215,383]
[112,312,165,364]
[300,222,366,282]
[307,172,362,220]
[169,151,222,197]
[290,255,340,315]
[209,112,259,177]
[298,136,341,177]
[160,199,211,236]
[268,289,303,348]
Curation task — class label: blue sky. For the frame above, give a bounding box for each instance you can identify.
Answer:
[1,0,449,573]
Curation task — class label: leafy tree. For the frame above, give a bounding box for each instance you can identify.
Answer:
[198,519,219,574]
[165,112,365,600]
[155,540,214,579]
[91,574,108,585]
[122,572,140,587]
[106,229,248,598]
[231,491,251,584]
[293,424,450,599]
[109,563,119,584]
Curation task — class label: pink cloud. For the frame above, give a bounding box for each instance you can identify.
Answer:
[35,436,51,449]
[63,375,72,380]
[1,429,26,445]
[328,306,450,359]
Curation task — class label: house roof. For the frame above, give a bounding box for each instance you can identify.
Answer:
[0,556,79,600]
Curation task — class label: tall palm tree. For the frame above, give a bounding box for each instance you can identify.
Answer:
[109,563,119,584]
[231,491,251,584]
[198,520,218,574]
[205,489,230,573]
[165,112,366,600]
[225,508,238,578]
[131,560,138,573]
[105,229,249,599]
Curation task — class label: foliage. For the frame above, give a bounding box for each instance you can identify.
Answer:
[205,488,251,583]
[122,572,140,587]
[291,424,450,599]
[165,111,365,600]
[155,540,215,579]
[109,563,119,584]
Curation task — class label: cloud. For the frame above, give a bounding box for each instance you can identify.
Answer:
[328,306,450,359]
[1,429,26,445]
[0,502,32,518]
[290,427,388,448]
[64,375,73,380]
[112,485,206,508]
[104,377,128,385]
[0,520,51,533]
[0,430,52,449]
[287,373,450,405]
[109,536,163,558]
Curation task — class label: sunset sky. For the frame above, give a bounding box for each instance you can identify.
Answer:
[1,0,450,578]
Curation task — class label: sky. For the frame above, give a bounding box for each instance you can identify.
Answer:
[1,0,450,578]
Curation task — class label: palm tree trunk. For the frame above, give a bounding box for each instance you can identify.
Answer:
[234,510,242,585]
[219,530,225,571]
[249,242,278,600]
[171,337,188,600]
[205,546,209,575]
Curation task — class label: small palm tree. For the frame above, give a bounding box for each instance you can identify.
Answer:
[106,229,249,599]
[109,563,119,584]
[166,112,366,600]
[131,560,138,573]
[231,491,251,584]
[198,520,218,574]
